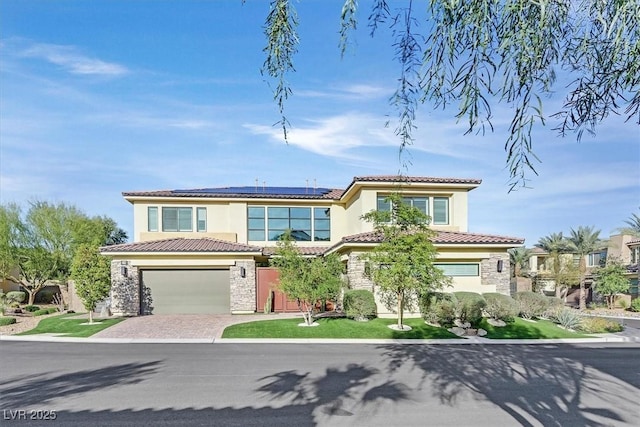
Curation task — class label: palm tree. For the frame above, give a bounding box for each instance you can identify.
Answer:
[618,208,640,237]
[535,232,572,298]
[567,226,602,310]
[508,246,532,278]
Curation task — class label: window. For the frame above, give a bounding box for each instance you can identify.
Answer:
[434,263,479,276]
[631,247,639,265]
[148,207,158,232]
[588,251,606,267]
[197,207,207,232]
[248,206,266,241]
[433,197,449,224]
[268,207,311,241]
[376,194,450,224]
[162,207,193,232]
[314,207,331,241]
[248,206,330,241]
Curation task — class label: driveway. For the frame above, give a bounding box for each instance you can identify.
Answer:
[91,313,301,341]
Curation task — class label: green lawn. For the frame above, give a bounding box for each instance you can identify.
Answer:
[17,313,126,338]
[223,316,595,339]
[222,317,459,339]
[480,318,591,339]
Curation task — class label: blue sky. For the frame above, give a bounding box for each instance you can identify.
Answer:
[1,1,638,246]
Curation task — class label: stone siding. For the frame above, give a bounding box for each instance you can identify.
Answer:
[230,260,256,313]
[346,252,375,292]
[110,260,140,316]
[481,253,512,296]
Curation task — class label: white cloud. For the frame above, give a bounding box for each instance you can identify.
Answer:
[20,42,128,76]
[296,83,390,100]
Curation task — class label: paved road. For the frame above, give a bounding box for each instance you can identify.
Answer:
[1,342,639,426]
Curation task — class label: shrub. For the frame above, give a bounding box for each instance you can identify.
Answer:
[555,308,583,330]
[0,317,17,326]
[580,317,623,334]
[32,309,51,316]
[24,305,41,312]
[419,292,452,324]
[514,291,549,319]
[483,293,519,321]
[541,297,565,321]
[6,291,26,304]
[343,289,377,320]
[434,298,457,326]
[631,298,640,312]
[47,308,59,314]
[616,298,629,310]
[453,292,486,327]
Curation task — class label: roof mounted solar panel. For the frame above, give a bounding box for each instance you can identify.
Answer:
[172,186,333,196]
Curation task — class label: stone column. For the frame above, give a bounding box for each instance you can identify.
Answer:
[230,260,256,313]
[346,252,375,292]
[109,260,140,316]
[481,253,512,296]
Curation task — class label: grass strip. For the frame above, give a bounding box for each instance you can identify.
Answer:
[17,313,126,338]
[480,318,591,339]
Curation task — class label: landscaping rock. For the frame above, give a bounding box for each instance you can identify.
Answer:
[487,318,506,327]
[477,328,487,337]
[454,319,471,329]
[449,327,466,337]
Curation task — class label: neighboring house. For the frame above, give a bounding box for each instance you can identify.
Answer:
[527,234,640,301]
[100,176,524,316]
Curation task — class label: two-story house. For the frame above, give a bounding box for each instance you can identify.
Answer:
[101,176,524,316]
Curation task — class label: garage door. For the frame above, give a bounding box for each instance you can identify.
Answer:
[140,269,230,314]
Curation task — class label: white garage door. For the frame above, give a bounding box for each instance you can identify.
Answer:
[140,269,230,314]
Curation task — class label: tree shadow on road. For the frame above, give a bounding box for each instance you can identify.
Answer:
[376,344,638,426]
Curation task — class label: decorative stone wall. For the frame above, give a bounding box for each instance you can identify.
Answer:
[346,252,375,292]
[481,253,512,296]
[230,260,256,313]
[109,260,140,316]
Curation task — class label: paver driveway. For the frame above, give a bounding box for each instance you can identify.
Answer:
[91,313,300,341]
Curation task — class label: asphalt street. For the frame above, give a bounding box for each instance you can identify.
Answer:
[1,342,639,426]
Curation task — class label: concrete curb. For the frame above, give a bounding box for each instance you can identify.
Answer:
[1,334,638,345]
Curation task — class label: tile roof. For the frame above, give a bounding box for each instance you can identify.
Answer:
[123,176,481,201]
[100,238,262,253]
[123,188,345,200]
[262,246,329,256]
[352,175,482,185]
[338,230,524,246]
[628,239,640,246]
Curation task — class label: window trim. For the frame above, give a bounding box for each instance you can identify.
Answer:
[161,207,193,232]
[196,207,207,232]
[248,205,331,242]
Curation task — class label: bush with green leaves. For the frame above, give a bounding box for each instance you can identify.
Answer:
[0,317,17,326]
[514,291,549,319]
[453,292,486,327]
[555,308,583,330]
[541,297,565,321]
[32,309,51,316]
[631,298,640,312]
[6,291,26,304]
[482,293,519,322]
[419,292,454,325]
[24,305,41,312]
[343,289,377,321]
[580,317,623,334]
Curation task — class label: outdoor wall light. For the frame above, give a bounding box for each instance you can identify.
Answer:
[497,260,504,273]
[120,266,128,276]
[240,266,246,278]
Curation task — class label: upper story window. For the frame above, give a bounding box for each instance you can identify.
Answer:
[148,207,158,232]
[587,251,606,267]
[248,206,330,242]
[196,207,207,232]
[631,247,639,264]
[377,195,449,225]
[162,207,193,232]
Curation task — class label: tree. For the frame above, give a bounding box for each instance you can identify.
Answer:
[0,201,125,305]
[593,259,630,309]
[70,244,112,323]
[567,225,602,310]
[534,232,576,299]
[271,232,344,326]
[361,193,451,330]
[618,208,640,237]
[508,246,531,278]
[260,1,639,190]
